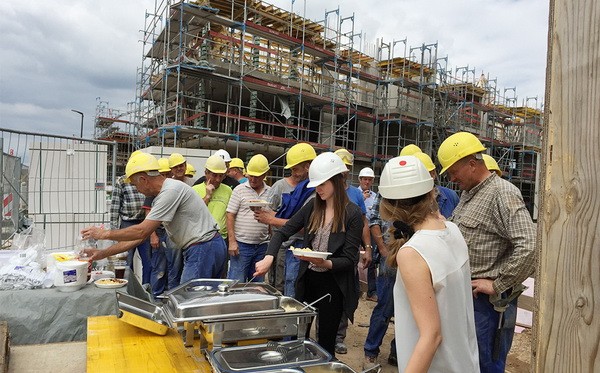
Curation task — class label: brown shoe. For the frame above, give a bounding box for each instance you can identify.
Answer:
[366,294,378,302]
[363,355,378,370]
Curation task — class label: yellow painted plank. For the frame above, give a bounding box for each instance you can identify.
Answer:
[87,316,211,373]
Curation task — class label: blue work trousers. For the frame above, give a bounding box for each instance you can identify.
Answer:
[284,239,303,297]
[473,292,518,373]
[150,229,183,296]
[180,233,227,283]
[122,220,152,285]
[227,241,267,282]
[364,259,396,358]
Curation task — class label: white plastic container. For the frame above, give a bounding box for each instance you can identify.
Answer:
[54,260,89,292]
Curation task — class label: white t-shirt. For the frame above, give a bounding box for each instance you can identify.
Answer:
[146,178,218,249]
[393,221,480,373]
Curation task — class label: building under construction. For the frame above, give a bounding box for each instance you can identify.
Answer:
[95,0,543,218]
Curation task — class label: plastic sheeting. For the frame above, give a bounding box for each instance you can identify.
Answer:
[0,284,118,345]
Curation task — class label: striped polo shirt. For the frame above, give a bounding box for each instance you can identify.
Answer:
[226,181,271,244]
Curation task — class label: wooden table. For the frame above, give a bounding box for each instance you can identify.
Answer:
[87,316,212,373]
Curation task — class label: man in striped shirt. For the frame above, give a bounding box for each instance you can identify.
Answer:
[226,154,271,282]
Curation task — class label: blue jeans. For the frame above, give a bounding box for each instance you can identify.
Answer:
[228,241,267,282]
[122,220,152,285]
[473,292,518,373]
[180,233,227,283]
[366,248,379,297]
[364,259,396,358]
[150,229,183,296]
[284,239,303,297]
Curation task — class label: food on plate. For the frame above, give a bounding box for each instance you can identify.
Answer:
[289,246,312,252]
[95,278,127,285]
[248,199,268,204]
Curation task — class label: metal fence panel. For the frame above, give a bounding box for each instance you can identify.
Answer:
[0,128,116,250]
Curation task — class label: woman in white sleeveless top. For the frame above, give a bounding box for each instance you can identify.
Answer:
[377,156,479,373]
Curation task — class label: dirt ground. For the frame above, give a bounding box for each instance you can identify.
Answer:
[337,295,532,372]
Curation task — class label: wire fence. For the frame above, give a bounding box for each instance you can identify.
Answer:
[1,128,117,250]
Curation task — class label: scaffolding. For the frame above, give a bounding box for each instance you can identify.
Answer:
[96,0,543,217]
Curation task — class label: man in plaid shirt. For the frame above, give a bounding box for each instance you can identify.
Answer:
[438,132,536,373]
[110,174,152,284]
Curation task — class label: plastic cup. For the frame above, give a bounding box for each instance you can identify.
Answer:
[114,266,127,279]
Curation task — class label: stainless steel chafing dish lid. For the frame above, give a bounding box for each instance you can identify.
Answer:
[162,279,283,323]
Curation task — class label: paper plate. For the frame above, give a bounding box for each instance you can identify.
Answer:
[94,278,128,289]
[247,199,270,208]
[290,248,332,259]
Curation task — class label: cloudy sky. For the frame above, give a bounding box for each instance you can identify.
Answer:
[0,0,549,138]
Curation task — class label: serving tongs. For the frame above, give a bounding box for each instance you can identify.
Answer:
[300,293,331,311]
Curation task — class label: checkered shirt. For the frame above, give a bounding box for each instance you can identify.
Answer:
[450,173,536,294]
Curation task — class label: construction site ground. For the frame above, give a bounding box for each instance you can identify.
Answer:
[7,294,532,372]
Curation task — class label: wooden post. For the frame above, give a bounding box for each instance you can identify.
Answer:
[534,0,600,371]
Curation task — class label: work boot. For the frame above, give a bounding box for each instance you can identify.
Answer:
[335,342,347,354]
[363,355,377,370]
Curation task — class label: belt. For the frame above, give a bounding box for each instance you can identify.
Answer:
[184,231,220,251]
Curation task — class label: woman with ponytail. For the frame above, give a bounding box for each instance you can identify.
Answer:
[378,156,479,373]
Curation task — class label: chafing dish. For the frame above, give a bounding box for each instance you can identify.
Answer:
[117,278,317,348]
[208,339,330,373]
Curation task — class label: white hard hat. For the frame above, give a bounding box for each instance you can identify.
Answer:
[359,167,375,178]
[214,149,232,162]
[379,156,434,199]
[307,152,348,188]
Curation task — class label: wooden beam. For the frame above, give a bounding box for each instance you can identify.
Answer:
[0,321,8,373]
[534,0,600,371]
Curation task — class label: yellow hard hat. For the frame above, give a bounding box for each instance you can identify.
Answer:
[185,163,196,176]
[246,154,270,176]
[157,158,171,173]
[130,150,143,158]
[125,152,160,183]
[205,155,227,174]
[483,154,502,177]
[413,152,436,172]
[399,144,422,156]
[437,132,486,174]
[168,153,186,168]
[230,157,245,170]
[285,143,317,169]
[334,148,354,166]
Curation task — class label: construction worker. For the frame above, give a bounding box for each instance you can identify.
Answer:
[192,155,232,243]
[437,132,536,373]
[377,155,479,372]
[168,153,187,182]
[254,152,363,357]
[226,154,271,282]
[333,148,372,355]
[109,150,152,286]
[362,192,397,370]
[81,152,227,282]
[413,152,460,218]
[357,167,378,302]
[194,149,240,189]
[483,154,503,177]
[399,143,422,156]
[228,157,248,184]
[185,163,197,184]
[145,157,183,296]
[253,143,317,296]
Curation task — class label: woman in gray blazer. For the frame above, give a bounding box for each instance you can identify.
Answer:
[255,152,363,356]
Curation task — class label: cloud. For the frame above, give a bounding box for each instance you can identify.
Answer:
[0,0,549,138]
